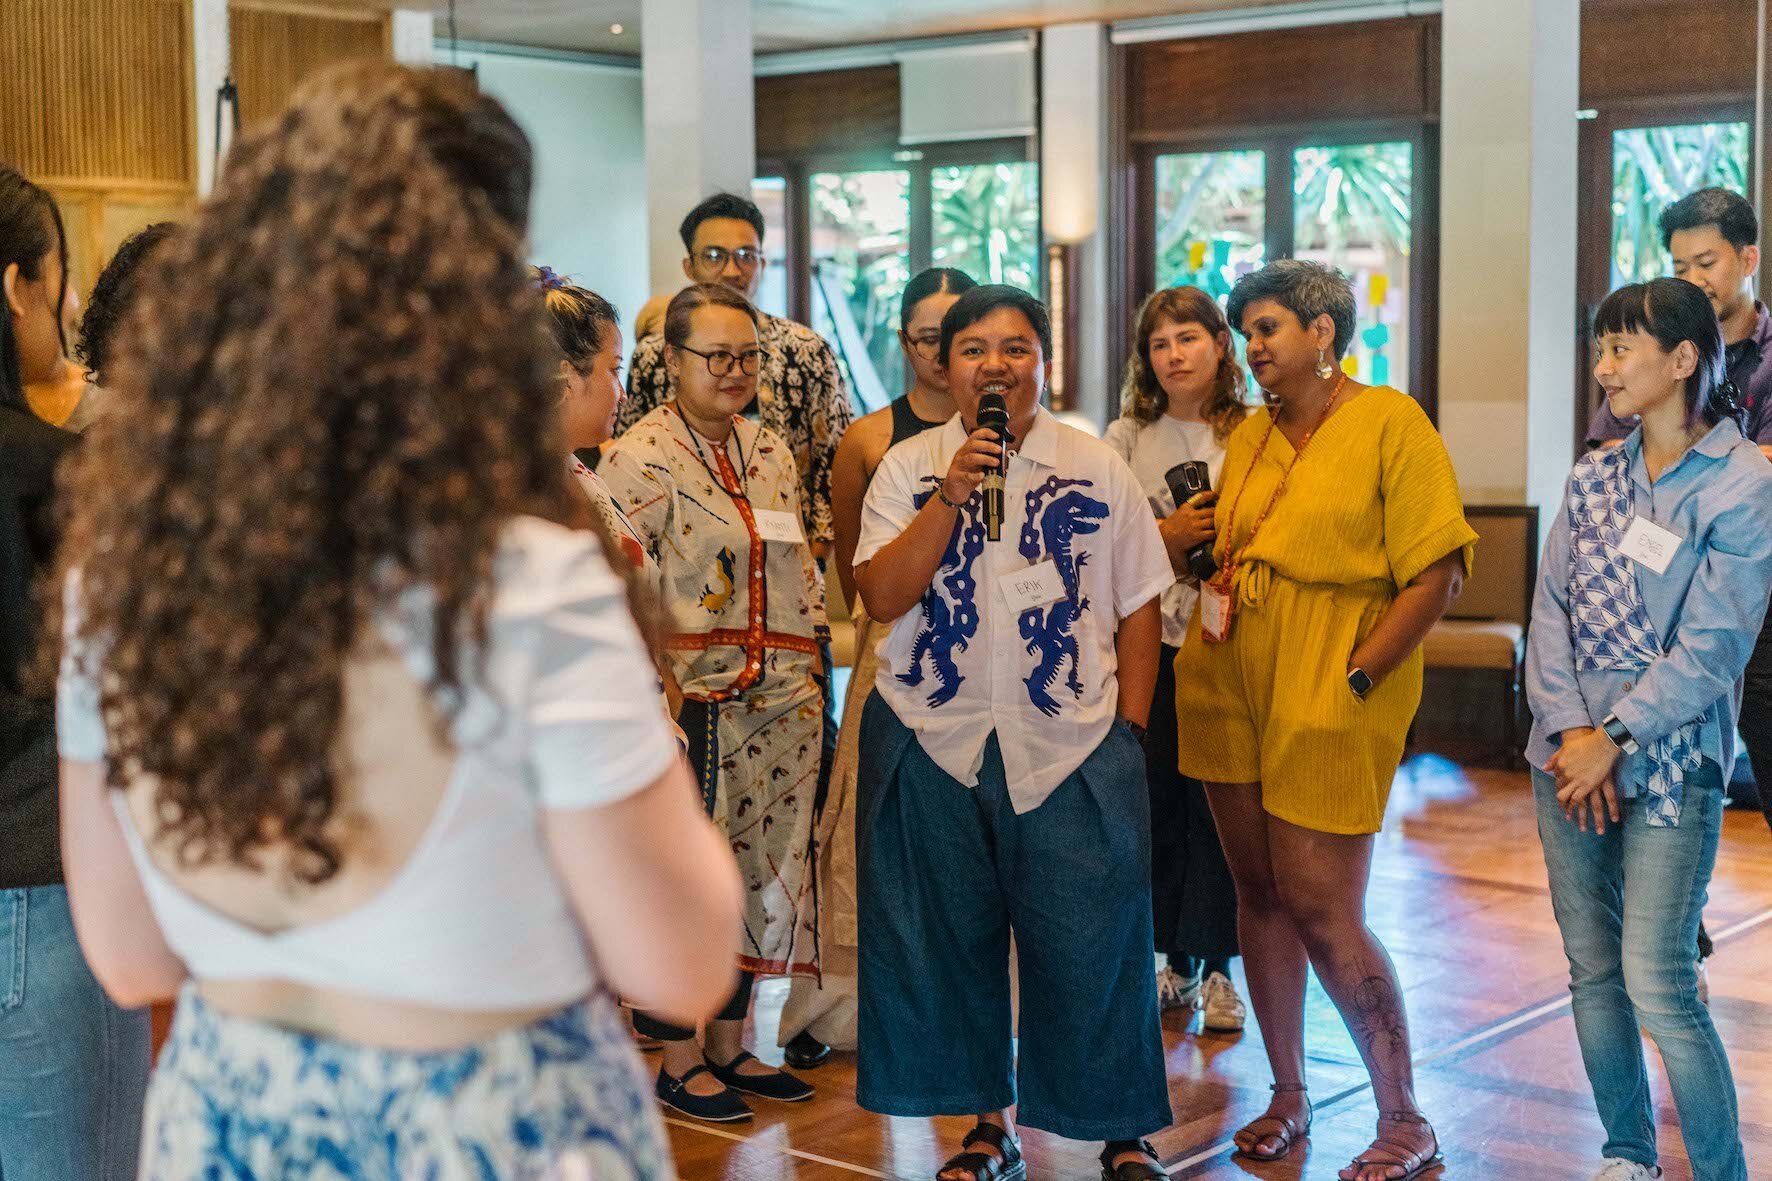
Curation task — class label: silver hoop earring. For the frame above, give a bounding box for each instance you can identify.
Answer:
[1315,348,1335,380]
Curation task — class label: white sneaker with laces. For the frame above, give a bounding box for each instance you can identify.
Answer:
[1590,1159,1661,1180]
[1156,964,1202,1012]
[1201,971,1246,1032]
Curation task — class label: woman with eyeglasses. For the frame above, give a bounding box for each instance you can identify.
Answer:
[601,282,828,1124]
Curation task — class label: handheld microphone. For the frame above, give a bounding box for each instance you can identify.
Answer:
[977,393,1010,542]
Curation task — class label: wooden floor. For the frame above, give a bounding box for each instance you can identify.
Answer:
[660,742,1772,1180]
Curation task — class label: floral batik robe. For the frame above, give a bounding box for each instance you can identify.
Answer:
[600,405,827,977]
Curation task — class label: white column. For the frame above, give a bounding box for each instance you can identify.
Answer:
[192,0,229,197]
[390,9,435,66]
[1040,22,1112,426]
[1437,0,1580,518]
[641,0,756,295]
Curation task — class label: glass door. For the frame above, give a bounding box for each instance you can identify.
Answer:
[1609,121,1750,287]
[1293,141,1414,389]
[931,161,1042,289]
[809,169,912,412]
[1152,148,1266,299]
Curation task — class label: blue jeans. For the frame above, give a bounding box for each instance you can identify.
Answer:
[1534,764,1747,1181]
[0,884,151,1181]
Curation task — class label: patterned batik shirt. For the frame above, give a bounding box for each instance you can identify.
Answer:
[617,312,851,546]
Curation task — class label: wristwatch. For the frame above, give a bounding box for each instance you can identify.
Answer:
[1123,719,1148,746]
[1347,668,1373,700]
[1601,713,1640,755]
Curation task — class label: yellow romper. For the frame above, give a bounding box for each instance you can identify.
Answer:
[1173,386,1476,834]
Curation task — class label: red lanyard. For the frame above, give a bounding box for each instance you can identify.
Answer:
[1213,373,1347,587]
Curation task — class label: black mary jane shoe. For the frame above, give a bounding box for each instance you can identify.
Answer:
[706,1050,815,1102]
[936,1122,1025,1181]
[655,1064,753,1123]
[783,1030,833,1070]
[1100,1139,1167,1181]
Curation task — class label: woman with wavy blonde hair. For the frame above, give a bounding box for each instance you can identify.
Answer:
[52,61,741,1179]
[1104,285,1251,1034]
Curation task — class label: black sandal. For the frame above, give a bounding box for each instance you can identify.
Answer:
[1100,1138,1166,1180]
[1233,1082,1311,1162]
[935,1121,1025,1181]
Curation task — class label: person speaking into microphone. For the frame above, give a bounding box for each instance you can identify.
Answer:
[850,284,1176,1181]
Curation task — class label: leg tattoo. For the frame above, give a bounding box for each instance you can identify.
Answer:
[1349,974,1411,1090]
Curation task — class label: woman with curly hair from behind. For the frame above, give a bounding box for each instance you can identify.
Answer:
[51,61,741,1179]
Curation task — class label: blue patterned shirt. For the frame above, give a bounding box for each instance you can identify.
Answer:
[1526,417,1772,811]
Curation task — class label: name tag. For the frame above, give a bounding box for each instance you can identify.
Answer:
[752,509,805,545]
[1000,560,1067,611]
[1200,581,1233,644]
[1619,515,1681,575]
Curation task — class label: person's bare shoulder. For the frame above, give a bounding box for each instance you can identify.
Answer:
[837,405,896,476]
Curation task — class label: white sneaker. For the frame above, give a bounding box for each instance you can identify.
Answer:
[1156,964,1202,1011]
[1590,1159,1661,1180]
[1201,971,1246,1032]
[1696,959,1711,1005]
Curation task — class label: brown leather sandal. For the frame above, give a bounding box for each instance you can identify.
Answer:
[1337,1110,1443,1180]
[1233,1083,1311,1162]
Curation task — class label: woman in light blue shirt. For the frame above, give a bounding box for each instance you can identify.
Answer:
[1526,277,1772,1181]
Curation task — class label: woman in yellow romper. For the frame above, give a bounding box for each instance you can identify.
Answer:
[1174,261,1475,1181]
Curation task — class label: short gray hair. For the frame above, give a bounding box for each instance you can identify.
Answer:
[1226,259,1356,360]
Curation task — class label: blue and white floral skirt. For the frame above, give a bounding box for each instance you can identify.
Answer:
[138,986,675,1180]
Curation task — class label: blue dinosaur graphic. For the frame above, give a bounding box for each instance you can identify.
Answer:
[896,477,986,707]
[1017,476,1110,716]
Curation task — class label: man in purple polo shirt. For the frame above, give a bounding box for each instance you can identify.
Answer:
[1588,186,1772,997]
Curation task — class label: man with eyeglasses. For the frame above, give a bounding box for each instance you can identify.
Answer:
[618,193,852,554]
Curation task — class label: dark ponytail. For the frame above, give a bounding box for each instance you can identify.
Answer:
[0,165,67,412]
[900,267,977,332]
[1593,277,1741,430]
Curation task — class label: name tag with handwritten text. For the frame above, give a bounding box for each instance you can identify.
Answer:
[752,509,805,545]
[1000,560,1067,611]
[1619,516,1681,576]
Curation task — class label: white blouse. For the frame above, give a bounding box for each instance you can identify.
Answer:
[1101,414,1227,648]
[58,516,678,1011]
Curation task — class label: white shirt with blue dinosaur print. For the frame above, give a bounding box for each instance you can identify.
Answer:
[855,408,1173,814]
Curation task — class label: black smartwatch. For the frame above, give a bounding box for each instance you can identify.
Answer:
[1601,713,1639,755]
[1123,719,1148,746]
[1347,668,1374,700]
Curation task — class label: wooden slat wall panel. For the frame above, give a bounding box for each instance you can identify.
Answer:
[0,0,194,184]
[756,66,901,162]
[230,5,389,130]
[1580,0,1757,108]
[1124,17,1436,142]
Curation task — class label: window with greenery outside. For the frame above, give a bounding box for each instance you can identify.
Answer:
[1611,122,1750,288]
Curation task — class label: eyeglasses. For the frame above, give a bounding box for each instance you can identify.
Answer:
[690,246,763,273]
[906,334,943,361]
[677,344,764,377]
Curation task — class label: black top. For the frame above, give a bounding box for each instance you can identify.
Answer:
[889,394,947,448]
[1,404,77,888]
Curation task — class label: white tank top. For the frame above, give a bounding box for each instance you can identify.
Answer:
[59,516,677,1011]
